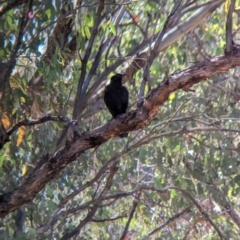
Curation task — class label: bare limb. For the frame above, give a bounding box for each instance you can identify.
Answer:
[74,4,127,117]
[28,2,76,92]
[0,115,71,149]
[73,0,105,118]
[138,0,169,104]
[7,115,70,136]
[211,185,240,228]
[0,0,32,92]
[147,205,192,236]
[60,161,119,239]
[130,125,240,151]
[83,0,224,110]
[168,186,227,240]
[0,115,70,150]
[225,0,236,54]
[129,185,227,239]
[36,152,125,234]
[120,192,140,240]
[0,0,30,17]
[91,215,126,222]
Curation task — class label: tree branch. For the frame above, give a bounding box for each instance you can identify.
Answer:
[120,192,140,240]
[36,152,127,234]
[72,0,105,118]
[0,0,30,17]
[0,0,32,93]
[73,4,126,117]
[91,215,126,222]
[82,0,224,111]
[0,115,70,149]
[60,161,119,239]
[225,0,235,54]
[167,186,227,240]
[1,48,240,218]
[8,115,70,136]
[147,205,192,237]
[28,2,76,92]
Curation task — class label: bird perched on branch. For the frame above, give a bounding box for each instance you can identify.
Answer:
[104,73,129,138]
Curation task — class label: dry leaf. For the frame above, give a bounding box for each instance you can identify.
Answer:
[21,164,28,176]
[2,112,11,129]
[17,126,26,146]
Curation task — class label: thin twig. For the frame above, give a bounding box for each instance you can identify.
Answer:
[120,192,140,240]
[147,205,192,236]
[91,215,126,222]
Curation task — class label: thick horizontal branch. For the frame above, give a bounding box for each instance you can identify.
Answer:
[1,47,240,218]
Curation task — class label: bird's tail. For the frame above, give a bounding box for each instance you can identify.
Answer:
[119,133,128,138]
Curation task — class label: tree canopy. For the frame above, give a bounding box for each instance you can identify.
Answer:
[1,0,240,239]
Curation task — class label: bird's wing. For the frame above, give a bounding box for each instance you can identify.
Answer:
[104,87,112,108]
[104,86,117,117]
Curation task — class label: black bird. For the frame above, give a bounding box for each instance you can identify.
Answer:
[104,73,129,138]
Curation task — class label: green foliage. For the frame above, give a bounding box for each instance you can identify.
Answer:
[1,0,240,239]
